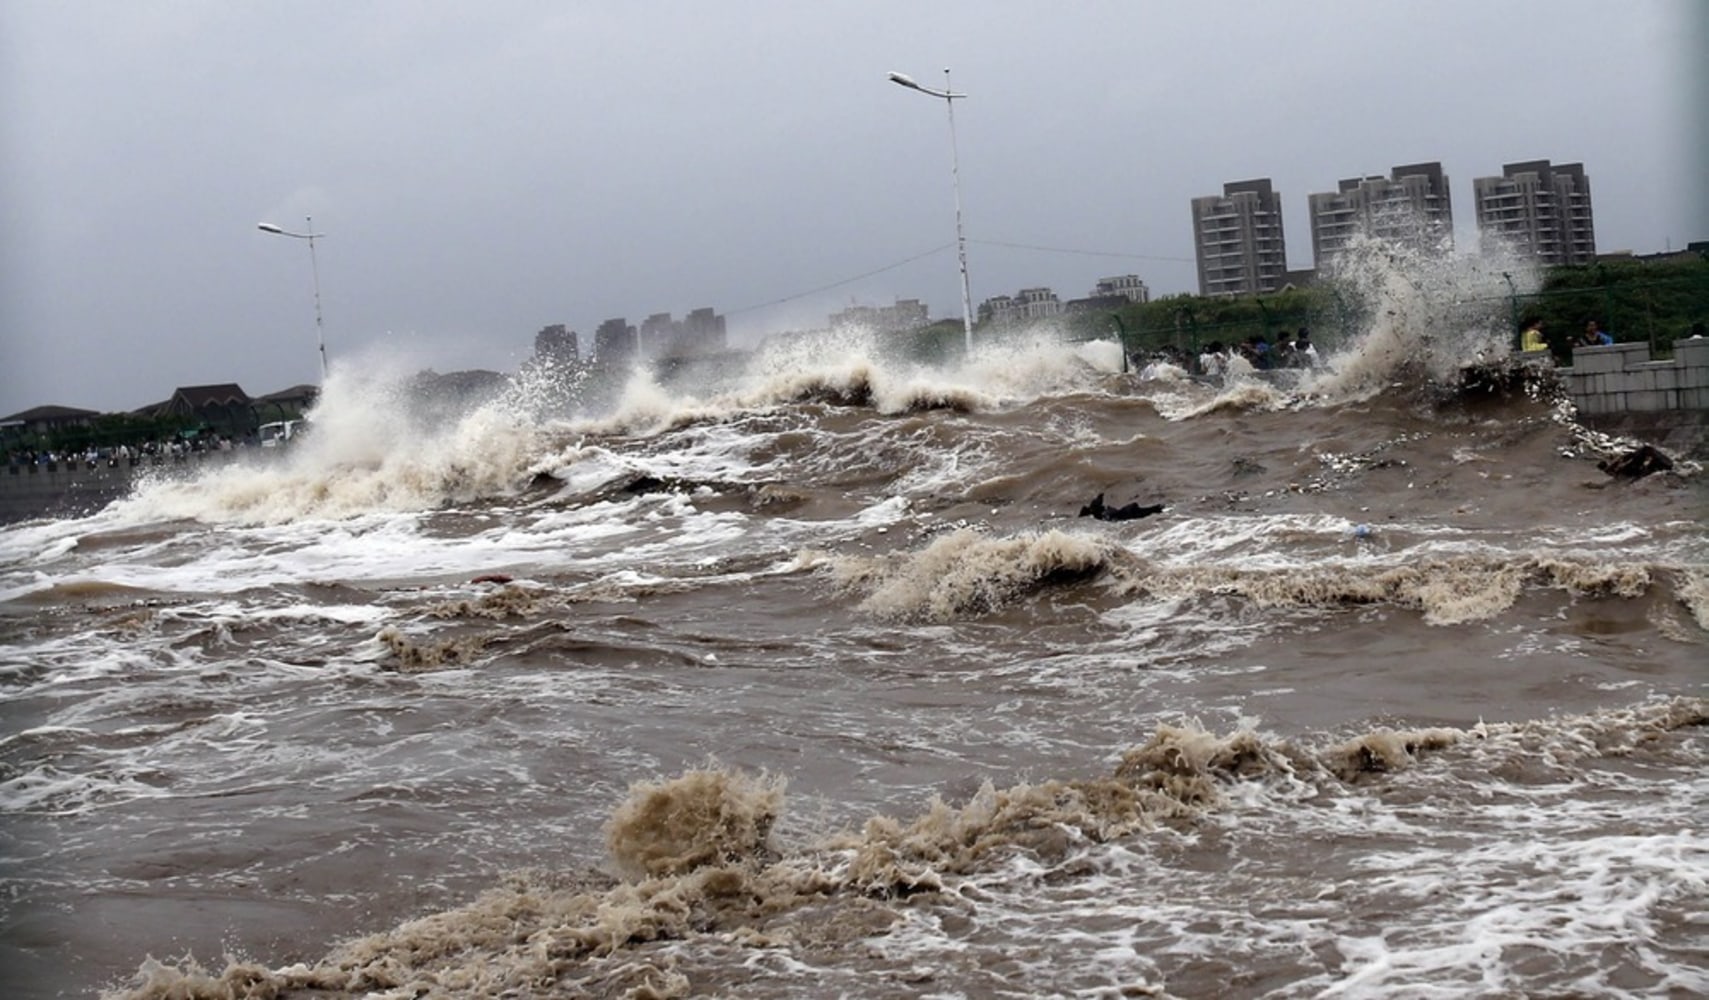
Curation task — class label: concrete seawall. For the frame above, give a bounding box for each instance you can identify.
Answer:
[1555,337,1709,415]
[0,452,248,525]
[1543,338,1709,459]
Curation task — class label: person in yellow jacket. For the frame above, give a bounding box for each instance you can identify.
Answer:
[1520,317,1547,352]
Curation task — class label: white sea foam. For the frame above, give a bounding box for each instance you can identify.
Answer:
[108,361,551,525]
[1135,237,1548,423]
[77,331,1131,530]
[851,496,911,529]
[1299,236,1541,404]
[0,764,174,814]
[816,706,1708,999]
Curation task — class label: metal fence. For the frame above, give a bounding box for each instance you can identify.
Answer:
[1498,273,1707,358]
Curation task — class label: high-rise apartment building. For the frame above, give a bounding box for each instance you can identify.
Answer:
[1472,160,1595,265]
[1308,162,1453,268]
[533,324,579,362]
[593,317,637,360]
[637,308,729,358]
[1191,179,1288,297]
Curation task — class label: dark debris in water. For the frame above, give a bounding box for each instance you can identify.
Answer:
[622,475,704,495]
[1452,356,1569,405]
[1078,493,1166,522]
[1597,444,1675,480]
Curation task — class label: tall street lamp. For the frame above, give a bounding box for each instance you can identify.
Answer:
[889,68,973,355]
[257,217,329,381]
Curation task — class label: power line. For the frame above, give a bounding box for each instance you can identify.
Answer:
[972,238,1195,264]
[725,237,1193,322]
[727,243,954,316]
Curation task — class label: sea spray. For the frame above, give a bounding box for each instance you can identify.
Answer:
[575,323,1131,435]
[1300,234,1542,402]
[109,360,551,524]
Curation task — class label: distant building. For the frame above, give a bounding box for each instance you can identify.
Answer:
[1191,179,1288,297]
[149,384,255,435]
[534,324,579,362]
[639,312,676,356]
[978,293,1020,326]
[253,384,319,421]
[978,287,1062,325]
[1473,160,1596,265]
[1091,275,1150,304]
[635,308,729,359]
[1308,162,1453,268]
[1018,287,1062,319]
[593,318,638,362]
[0,404,100,441]
[1066,275,1149,316]
[681,307,728,354]
[828,298,930,333]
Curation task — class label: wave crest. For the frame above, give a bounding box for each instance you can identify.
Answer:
[104,698,1706,999]
[815,528,1120,621]
[1112,554,1668,626]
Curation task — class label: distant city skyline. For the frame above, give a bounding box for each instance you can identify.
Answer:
[557,151,1619,349]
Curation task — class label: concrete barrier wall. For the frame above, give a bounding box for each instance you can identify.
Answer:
[1554,338,1709,416]
[0,451,247,524]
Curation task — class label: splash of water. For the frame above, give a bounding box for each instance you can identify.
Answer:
[100,249,1556,527]
[112,356,553,525]
[1302,234,1543,402]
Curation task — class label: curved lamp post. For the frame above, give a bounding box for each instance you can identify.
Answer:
[257,217,329,380]
[889,68,973,355]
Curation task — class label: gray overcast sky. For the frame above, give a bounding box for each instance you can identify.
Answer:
[2,0,1704,415]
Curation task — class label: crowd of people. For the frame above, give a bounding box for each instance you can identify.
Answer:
[1194,328,1322,378]
[1128,328,1324,380]
[5,434,246,472]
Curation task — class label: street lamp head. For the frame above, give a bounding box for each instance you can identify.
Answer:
[257,223,285,234]
[887,69,963,101]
